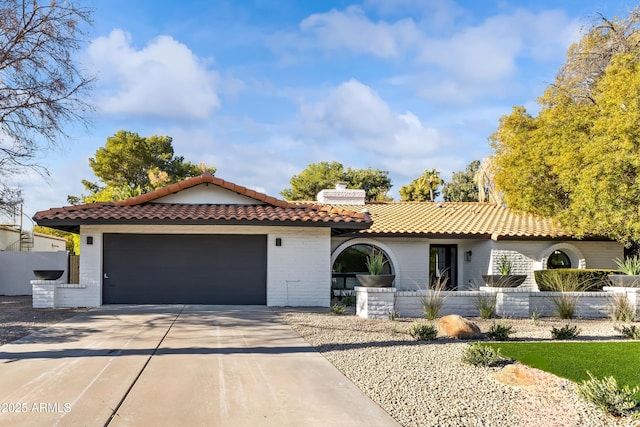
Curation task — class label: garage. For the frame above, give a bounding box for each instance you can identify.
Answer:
[102,233,267,304]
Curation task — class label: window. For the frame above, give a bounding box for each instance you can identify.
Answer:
[429,244,457,290]
[332,244,392,290]
[547,250,571,269]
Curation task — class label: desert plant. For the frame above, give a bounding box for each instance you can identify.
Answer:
[496,255,513,275]
[610,293,636,322]
[330,304,346,315]
[530,308,541,326]
[476,292,496,319]
[421,276,449,320]
[614,256,640,275]
[462,342,507,367]
[616,324,640,340]
[342,294,356,307]
[535,269,615,291]
[551,323,580,340]
[409,322,438,340]
[486,323,513,341]
[552,293,578,319]
[388,309,399,321]
[365,250,387,275]
[576,372,640,417]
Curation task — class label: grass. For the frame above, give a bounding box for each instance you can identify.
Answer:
[485,341,640,399]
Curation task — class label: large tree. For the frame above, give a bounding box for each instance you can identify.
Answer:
[490,9,640,245]
[70,130,216,204]
[0,0,93,213]
[400,168,443,202]
[281,161,392,201]
[442,160,480,202]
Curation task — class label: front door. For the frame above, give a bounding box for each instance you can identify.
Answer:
[429,244,457,290]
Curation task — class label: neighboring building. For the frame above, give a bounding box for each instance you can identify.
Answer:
[33,174,623,308]
[0,225,67,252]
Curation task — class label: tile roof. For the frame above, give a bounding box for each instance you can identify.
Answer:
[33,174,371,232]
[328,202,574,239]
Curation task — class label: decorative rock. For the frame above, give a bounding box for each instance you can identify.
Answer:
[437,314,482,339]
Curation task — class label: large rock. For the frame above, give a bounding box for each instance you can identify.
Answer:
[437,314,481,339]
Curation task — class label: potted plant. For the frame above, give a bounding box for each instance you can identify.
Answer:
[608,256,640,287]
[356,250,395,287]
[482,255,526,287]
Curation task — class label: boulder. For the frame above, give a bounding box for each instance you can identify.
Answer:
[437,314,481,339]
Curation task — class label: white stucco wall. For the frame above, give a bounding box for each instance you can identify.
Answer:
[79,224,331,308]
[151,184,266,205]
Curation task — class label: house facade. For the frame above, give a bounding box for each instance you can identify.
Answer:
[33,175,623,308]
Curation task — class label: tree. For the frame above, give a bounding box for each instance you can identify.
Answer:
[490,9,640,245]
[34,226,79,255]
[400,168,443,202]
[442,160,480,202]
[0,1,93,213]
[70,130,216,203]
[281,161,392,201]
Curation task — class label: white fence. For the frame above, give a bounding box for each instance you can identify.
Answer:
[356,286,640,320]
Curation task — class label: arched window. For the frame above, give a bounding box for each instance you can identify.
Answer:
[547,250,571,269]
[332,244,392,290]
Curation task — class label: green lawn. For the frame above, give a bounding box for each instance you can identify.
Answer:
[485,341,640,398]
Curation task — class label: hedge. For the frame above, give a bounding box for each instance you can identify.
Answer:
[534,269,618,292]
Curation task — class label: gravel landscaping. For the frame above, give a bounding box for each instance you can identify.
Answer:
[274,308,640,427]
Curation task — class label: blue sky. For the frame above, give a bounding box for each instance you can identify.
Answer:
[12,0,637,217]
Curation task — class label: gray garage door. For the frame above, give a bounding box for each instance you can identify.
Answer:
[103,234,267,304]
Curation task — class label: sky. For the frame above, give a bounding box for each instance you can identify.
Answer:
[8,0,638,220]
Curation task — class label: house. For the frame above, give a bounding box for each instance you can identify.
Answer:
[33,174,623,308]
[0,225,67,252]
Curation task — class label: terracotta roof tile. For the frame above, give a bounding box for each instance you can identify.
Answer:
[328,202,571,239]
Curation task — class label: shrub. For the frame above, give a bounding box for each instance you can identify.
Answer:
[552,293,578,319]
[409,322,438,341]
[551,323,580,340]
[421,276,448,320]
[610,294,636,322]
[341,295,356,307]
[486,323,513,341]
[330,304,346,315]
[462,342,507,367]
[534,269,617,292]
[530,308,541,326]
[614,256,640,275]
[388,309,399,321]
[476,293,496,319]
[616,324,640,340]
[576,371,640,417]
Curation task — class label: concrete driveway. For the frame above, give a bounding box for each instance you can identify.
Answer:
[0,305,399,426]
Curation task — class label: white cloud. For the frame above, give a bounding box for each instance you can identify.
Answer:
[299,6,420,58]
[298,79,448,177]
[87,29,220,120]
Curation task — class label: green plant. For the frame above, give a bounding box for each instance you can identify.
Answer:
[530,308,541,326]
[552,293,578,319]
[616,324,640,340]
[534,269,616,292]
[610,293,636,322]
[576,372,640,418]
[486,323,513,341]
[387,309,399,321]
[496,255,513,275]
[476,292,496,319]
[421,276,449,320]
[551,323,580,340]
[365,250,387,275]
[462,342,508,367]
[330,304,346,315]
[342,295,356,307]
[408,321,438,340]
[615,256,640,275]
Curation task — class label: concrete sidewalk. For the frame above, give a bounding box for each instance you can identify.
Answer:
[0,305,399,426]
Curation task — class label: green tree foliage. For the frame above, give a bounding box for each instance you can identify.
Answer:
[490,9,640,244]
[281,161,392,201]
[442,160,480,202]
[400,168,443,202]
[70,130,216,204]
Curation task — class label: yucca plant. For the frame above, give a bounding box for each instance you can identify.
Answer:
[496,255,513,275]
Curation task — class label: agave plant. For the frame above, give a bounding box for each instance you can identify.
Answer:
[496,255,513,275]
[365,250,388,275]
[614,256,640,275]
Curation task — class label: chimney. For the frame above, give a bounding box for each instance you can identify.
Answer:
[317,182,366,205]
